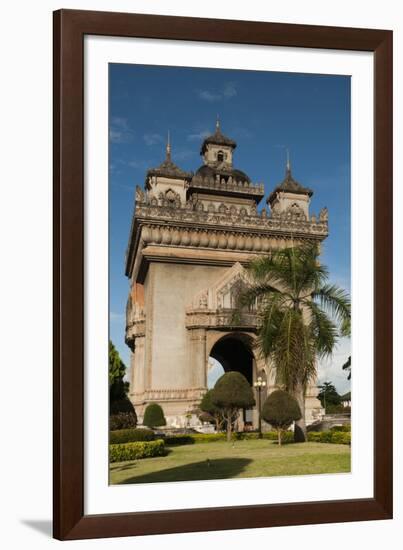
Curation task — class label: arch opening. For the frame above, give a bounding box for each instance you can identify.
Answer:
[208,334,256,427]
[209,335,254,385]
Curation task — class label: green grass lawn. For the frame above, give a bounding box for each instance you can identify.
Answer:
[110,440,350,485]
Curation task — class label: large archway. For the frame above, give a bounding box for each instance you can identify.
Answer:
[209,334,254,385]
[208,333,255,427]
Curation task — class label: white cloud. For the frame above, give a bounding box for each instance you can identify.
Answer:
[187,129,211,141]
[222,82,237,98]
[143,132,163,146]
[197,81,238,102]
[198,90,222,102]
[109,117,134,143]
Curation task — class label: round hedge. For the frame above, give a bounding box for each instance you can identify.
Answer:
[261,390,301,429]
[211,372,255,409]
[143,402,166,428]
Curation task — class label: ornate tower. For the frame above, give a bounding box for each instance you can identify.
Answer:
[125,124,328,427]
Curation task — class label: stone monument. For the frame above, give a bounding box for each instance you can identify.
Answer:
[125,121,327,428]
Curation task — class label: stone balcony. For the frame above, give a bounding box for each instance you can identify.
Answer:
[188,174,265,199]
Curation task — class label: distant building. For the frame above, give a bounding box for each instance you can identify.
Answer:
[341,392,351,408]
[125,120,329,428]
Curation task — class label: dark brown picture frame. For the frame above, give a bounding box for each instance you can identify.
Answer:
[53,9,393,540]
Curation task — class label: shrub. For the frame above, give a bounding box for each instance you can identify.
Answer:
[330,424,351,432]
[307,431,322,442]
[110,428,155,444]
[109,412,137,431]
[263,431,294,443]
[233,432,260,441]
[261,390,301,445]
[212,372,255,441]
[330,431,351,445]
[164,433,226,445]
[109,439,165,463]
[143,403,166,428]
[232,431,295,443]
[164,435,195,446]
[110,397,136,415]
[307,431,351,445]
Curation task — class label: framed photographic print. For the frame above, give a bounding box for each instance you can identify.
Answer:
[53,9,393,540]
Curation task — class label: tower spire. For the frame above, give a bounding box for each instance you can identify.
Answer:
[286,148,291,175]
[166,130,171,161]
[216,114,220,132]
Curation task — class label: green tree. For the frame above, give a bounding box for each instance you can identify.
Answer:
[109,341,136,426]
[261,390,301,445]
[211,372,255,441]
[200,389,224,432]
[317,381,341,411]
[109,340,128,401]
[143,403,166,428]
[238,243,350,442]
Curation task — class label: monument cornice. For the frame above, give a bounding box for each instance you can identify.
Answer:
[125,204,328,278]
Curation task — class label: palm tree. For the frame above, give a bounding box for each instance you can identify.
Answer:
[238,242,350,441]
[342,356,351,380]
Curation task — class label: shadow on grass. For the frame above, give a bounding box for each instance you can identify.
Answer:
[116,457,252,484]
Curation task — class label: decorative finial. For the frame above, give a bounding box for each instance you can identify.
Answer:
[286,148,291,174]
[166,130,171,161]
[216,114,220,131]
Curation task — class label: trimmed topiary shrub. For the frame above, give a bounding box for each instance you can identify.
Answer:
[261,390,301,445]
[109,412,138,431]
[211,372,255,441]
[109,428,155,444]
[109,439,165,463]
[143,403,166,428]
[200,389,224,431]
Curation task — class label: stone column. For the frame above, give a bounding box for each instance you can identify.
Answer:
[189,328,207,389]
[132,336,145,396]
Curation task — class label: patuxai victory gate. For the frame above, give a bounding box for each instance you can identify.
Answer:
[125,120,329,428]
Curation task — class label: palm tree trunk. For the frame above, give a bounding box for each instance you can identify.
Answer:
[293,382,307,442]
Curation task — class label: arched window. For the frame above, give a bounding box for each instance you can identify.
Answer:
[217,150,224,162]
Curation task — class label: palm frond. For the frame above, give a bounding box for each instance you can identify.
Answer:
[306,301,338,358]
[312,284,351,327]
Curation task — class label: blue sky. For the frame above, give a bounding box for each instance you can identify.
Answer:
[109,64,351,394]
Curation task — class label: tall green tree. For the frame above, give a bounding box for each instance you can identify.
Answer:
[109,340,131,409]
[317,381,341,411]
[109,340,128,401]
[238,243,350,442]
